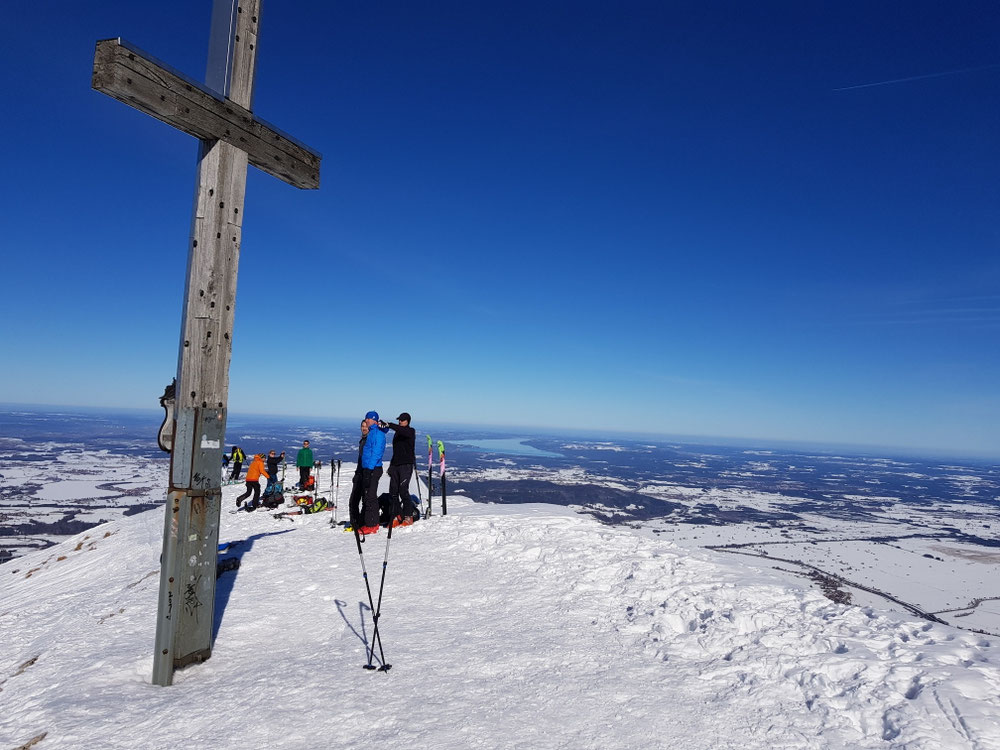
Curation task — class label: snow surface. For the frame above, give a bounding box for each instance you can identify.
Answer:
[451,460,1000,633]
[3,480,1000,749]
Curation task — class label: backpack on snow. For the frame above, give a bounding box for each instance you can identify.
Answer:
[261,481,284,509]
[301,497,330,514]
[378,492,420,525]
[292,494,329,513]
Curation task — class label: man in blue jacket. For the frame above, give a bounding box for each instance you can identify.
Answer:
[359,410,389,534]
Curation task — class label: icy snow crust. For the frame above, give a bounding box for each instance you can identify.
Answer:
[3,488,1000,749]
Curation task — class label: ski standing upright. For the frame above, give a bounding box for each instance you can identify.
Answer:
[438,439,447,515]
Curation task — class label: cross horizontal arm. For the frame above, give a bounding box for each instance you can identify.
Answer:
[92,38,321,190]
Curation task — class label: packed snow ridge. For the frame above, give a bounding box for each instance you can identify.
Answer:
[2,485,999,749]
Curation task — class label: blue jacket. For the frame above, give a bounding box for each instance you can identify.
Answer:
[361,424,388,469]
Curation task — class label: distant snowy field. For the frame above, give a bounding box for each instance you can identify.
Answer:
[0,438,165,559]
[5,425,1000,637]
[455,446,1000,636]
[3,485,1000,749]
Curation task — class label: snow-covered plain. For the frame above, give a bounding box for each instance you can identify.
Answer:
[0,443,165,560]
[455,459,1000,634]
[3,479,1000,749]
[6,437,1000,637]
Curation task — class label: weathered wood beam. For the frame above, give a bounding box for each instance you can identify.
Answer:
[92,38,321,189]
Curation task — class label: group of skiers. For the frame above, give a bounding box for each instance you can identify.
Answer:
[224,442,313,509]
[349,411,417,536]
[219,411,419,535]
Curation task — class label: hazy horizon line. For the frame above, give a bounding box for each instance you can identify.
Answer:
[2,401,997,464]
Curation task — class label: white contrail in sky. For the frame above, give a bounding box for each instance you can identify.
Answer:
[833,63,1000,91]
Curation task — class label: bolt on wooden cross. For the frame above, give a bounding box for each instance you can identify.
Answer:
[91,0,321,686]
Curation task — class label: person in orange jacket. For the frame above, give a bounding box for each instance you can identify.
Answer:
[236,453,269,510]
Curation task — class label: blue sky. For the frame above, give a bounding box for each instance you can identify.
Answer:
[2,1,998,457]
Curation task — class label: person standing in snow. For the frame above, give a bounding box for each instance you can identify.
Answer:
[347,419,369,530]
[236,453,269,509]
[296,440,314,489]
[386,413,417,526]
[359,411,389,534]
[229,446,245,481]
[265,449,285,492]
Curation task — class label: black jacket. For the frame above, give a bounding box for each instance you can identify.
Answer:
[388,423,416,466]
[266,453,284,478]
[354,435,367,475]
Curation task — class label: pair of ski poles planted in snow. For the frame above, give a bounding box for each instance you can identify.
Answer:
[352,522,393,671]
[349,466,426,671]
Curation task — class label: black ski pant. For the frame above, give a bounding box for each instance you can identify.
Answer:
[236,480,261,506]
[299,466,311,487]
[361,466,383,528]
[348,470,366,528]
[229,461,242,480]
[388,463,415,519]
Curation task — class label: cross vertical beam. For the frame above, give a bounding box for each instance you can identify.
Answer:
[93,0,320,685]
[150,0,261,687]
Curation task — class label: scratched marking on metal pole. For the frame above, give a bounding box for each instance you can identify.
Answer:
[184,576,203,621]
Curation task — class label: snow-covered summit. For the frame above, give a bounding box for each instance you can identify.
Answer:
[2,485,999,749]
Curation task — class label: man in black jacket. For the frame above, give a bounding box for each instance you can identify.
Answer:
[385,413,417,526]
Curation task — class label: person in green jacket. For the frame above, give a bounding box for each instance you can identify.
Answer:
[296,440,314,489]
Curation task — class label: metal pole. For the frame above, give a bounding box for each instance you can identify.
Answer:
[364,525,394,672]
[353,527,388,670]
[438,440,447,516]
[413,461,424,519]
[331,458,338,524]
[426,434,434,517]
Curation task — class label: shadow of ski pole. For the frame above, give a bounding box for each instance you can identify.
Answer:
[334,598,372,649]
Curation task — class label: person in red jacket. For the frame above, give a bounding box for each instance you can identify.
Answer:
[236,453,269,509]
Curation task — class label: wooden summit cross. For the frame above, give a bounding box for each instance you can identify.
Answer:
[91,0,321,686]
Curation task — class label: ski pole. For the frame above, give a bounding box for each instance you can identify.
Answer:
[438,440,447,515]
[354,525,388,668]
[413,464,424,519]
[330,458,340,526]
[426,434,434,517]
[365,524,394,672]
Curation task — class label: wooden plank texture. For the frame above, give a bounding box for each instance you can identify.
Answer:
[228,0,259,109]
[123,0,323,687]
[92,38,320,189]
[176,138,246,414]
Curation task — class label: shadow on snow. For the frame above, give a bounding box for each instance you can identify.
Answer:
[213,529,293,643]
